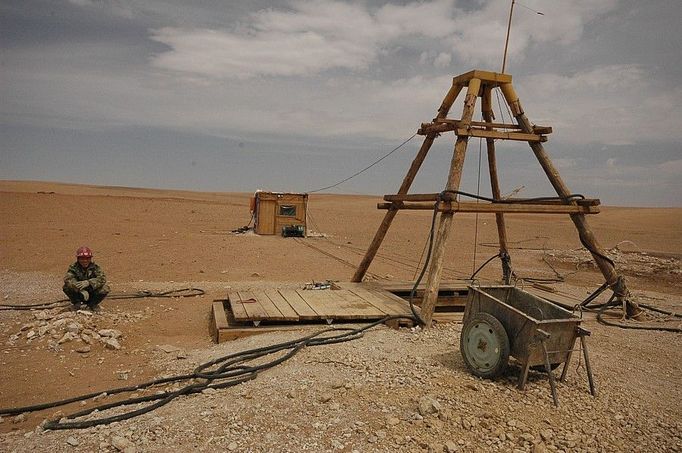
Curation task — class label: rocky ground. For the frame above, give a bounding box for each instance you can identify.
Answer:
[1,181,681,452]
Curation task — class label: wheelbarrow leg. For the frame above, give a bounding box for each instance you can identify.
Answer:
[580,335,598,397]
[542,340,560,407]
[518,359,531,390]
[560,336,577,383]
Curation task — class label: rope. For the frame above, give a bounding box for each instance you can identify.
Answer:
[307,133,417,193]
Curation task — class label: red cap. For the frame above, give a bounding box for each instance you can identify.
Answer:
[76,246,93,258]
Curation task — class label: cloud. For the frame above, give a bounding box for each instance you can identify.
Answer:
[516,65,682,145]
[149,0,615,79]
[447,0,619,66]
[433,52,452,68]
[150,0,459,79]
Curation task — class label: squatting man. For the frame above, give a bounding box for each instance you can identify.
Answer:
[62,246,110,310]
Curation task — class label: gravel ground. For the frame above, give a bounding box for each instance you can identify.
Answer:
[2,296,681,453]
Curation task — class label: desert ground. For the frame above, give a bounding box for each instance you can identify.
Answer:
[0,180,680,452]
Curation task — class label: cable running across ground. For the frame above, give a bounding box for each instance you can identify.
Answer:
[0,316,415,429]
[0,288,204,311]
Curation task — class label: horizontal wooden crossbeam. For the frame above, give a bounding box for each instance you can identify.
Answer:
[452,70,512,87]
[377,201,600,214]
[383,194,600,206]
[418,122,548,142]
[431,119,553,135]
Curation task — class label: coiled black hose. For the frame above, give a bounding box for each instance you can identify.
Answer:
[0,315,415,429]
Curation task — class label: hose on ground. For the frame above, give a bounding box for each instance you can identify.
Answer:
[0,288,205,311]
[0,315,415,429]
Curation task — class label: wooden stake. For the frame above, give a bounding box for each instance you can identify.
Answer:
[421,78,482,327]
[482,87,512,282]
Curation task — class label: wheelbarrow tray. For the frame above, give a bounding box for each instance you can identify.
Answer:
[464,285,582,367]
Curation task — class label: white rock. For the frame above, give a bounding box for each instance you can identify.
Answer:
[102,338,121,350]
[418,396,441,416]
[156,344,180,353]
[34,311,52,321]
[66,436,79,446]
[58,332,77,344]
[99,329,123,339]
[66,322,82,333]
[445,440,459,453]
[111,435,135,452]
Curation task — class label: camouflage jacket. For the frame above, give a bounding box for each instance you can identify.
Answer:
[63,262,107,291]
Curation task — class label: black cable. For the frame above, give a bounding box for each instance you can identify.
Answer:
[407,194,444,326]
[470,253,502,280]
[440,189,585,204]
[545,284,682,333]
[0,316,415,429]
[307,133,417,193]
[0,288,204,311]
[596,300,682,333]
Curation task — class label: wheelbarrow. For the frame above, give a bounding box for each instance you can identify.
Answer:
[459,285,596,406]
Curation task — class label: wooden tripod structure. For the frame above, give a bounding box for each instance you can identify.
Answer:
[351,70,641,326]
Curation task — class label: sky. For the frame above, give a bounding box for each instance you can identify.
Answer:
[1,0,681,206]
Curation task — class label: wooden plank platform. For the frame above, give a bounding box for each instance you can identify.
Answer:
[210,281,580,342]
[211,283,421,342]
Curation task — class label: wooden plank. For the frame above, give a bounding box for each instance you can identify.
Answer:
[252,290,287,321]
[377,201,599,214]
[263,289,299,321]
[295,290,345,319]
[455,128,547,142]
[212,301,229,329]
[278,289,319,320]
[375,280,472,293]
[434,118,523,130]
[210,301,229,343]
[452,70,511,86]
[383,194,600,207]
[345,285,412,316]
[256,199,276,234]
[237,291,270,321]
[331,290,385,318]
[418,123,548,142]
[433,313,464,323]
[228,291,250,322]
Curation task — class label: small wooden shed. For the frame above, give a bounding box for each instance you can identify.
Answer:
[252,191,307,236]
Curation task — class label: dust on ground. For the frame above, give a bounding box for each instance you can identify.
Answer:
[1,181,681,452]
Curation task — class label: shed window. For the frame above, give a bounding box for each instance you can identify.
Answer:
[279,205,296,216]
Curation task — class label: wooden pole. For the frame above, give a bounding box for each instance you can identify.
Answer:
[351,83,463,282]
[501,0,516,73]
[499,82,641,317]
[482,87,512,283]
[421,78,482,327]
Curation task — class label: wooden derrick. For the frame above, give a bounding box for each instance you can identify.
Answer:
[352,69,641,325]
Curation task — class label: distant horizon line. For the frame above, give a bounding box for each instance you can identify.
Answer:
[0,178,679,209]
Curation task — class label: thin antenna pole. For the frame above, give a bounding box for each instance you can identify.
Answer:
[501,0,515,73]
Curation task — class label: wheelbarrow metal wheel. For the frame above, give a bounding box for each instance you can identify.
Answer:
[460,312,510,379]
